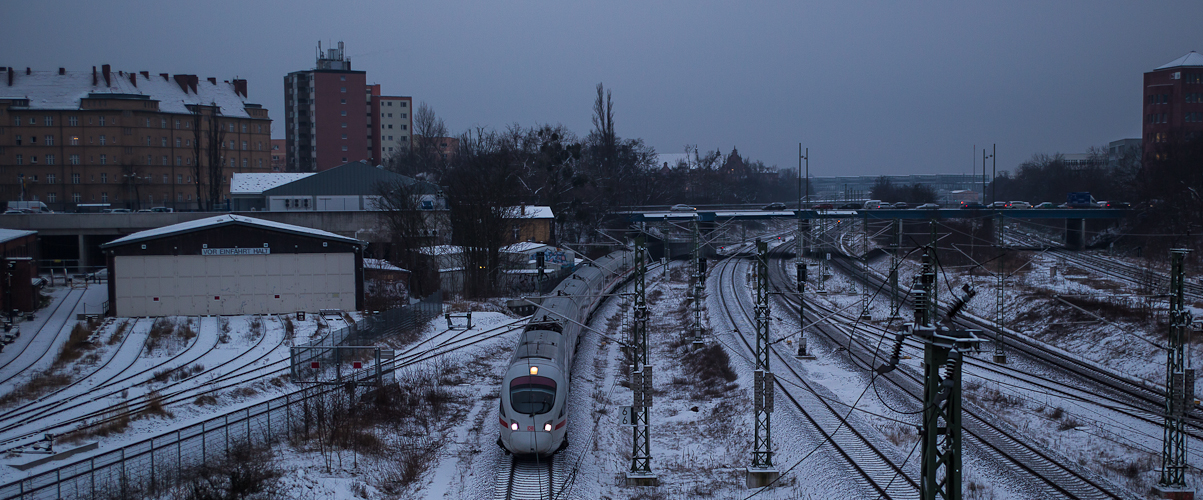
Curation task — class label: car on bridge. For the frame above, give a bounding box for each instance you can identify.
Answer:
[762,202,787,210]
[669,204,696,211]
[811,203,835,210]
[960,201,987,209]
[1007,201,1032,209]
[862,200,884,209]
[1035,202,1057,209]
[892,201,909,209]
[915,202,940,210]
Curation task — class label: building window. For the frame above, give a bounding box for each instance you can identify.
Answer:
[161,137,168,147]
[146,154,153,164]
[401,113,407,118]
[70,136,79,145]
[241,124,247,133]
[401,125,407,130]
[99,154,107,165]
[45,154,55,165]
[341,110,347,117]
[400,102,407,107]
[44,116,53,126]
[341,99,346,104]
[101,173,107,183]
[99,135,106,145]
[342,134,347,139]
[101,192,108,203]
[241,141,247,150]
[387,124,393,129]
[47,192,56,203]
[175,119,180,129]
[162,156,168,165]
[46,174,56,184]
[69,116,78,126]
[99,116,106,126]
[342,145,348,151]
[14,135,20,146]
[30,155,38,164]
[161,118,167,128]
[72,173,80,184]
[229,140,235,149]
[387,113,392,118]
[44,135,54,145]
[340,75,346,81]
[177,192,183,201]
[72,193,80,203]
[178,174,183,183]
[175,156,182,166]
[70,154,79,165]
[175,137,181,147]
[148,194,153,203]
[341,123,347,128]
[340,87,346,93]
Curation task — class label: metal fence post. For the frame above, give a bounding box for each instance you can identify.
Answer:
[266,400,272,444]
[150,437,155,492]
[90,457,95,498]
[225,415,230,457]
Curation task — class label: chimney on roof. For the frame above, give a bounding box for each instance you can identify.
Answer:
[207,77,216,85]
[232,79,247,98]
[521,203,526,215]
[189,75,198,93]
[7,68,12,87]
[93,66,98,86]
[25,67,30,75]
[58,67,65,75]
[140,71,149,79]
[174,74,191,93]
[160,73,168,81]
[101,64,110,86]
[129,72,136,87]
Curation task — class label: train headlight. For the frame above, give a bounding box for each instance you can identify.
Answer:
[510,422,518,431]
[529,366,538,375]
[544,423,552,432]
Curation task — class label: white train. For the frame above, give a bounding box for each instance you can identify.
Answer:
[497,250,636,457]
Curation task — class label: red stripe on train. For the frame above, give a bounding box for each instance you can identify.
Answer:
[554,420,566,430]
[500,417,508,427]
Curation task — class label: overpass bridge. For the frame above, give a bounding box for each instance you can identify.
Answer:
[0,211,383,270]
[624,208,1131,258]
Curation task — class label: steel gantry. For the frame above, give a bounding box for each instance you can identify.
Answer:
[627,236,656,485]
[1155,249,1194,497]
[747,239,779,487]
[691,216,706,346]
[993,213,1008,364]
[888,218,903,320]
[878,245,980,500]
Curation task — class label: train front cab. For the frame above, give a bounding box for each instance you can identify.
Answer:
[498,363,568,457]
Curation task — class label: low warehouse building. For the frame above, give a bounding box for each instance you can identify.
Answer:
[100,215,364,317]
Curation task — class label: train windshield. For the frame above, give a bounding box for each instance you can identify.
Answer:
[509,375,557,415]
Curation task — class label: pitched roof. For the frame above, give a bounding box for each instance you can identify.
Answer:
[230,173,316,195]
[0,229,36,244]
[0,67,264,118]
[261,161,439,196]
[100,214,362,248]
[1156,51,1203,70]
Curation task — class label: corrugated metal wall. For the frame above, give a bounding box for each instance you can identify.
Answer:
[115,253,356,316]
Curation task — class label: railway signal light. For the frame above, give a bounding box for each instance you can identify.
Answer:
[797,263,806,293]
[698,258,707,275]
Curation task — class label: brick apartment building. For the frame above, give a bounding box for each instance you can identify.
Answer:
[284,42,415,172]
[0,65,272,212]
[1143,51,1203,160]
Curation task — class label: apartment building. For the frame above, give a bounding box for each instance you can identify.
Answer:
[0,65,272,211]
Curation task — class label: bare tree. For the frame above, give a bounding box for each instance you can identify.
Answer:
[375,178,441,297]
[189,105,226,211]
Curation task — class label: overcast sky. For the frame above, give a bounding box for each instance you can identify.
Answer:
[6,1,1201,177]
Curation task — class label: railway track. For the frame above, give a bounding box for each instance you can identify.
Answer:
[494,455,557,500]
[714,256,920,498]
[0,288,87,388]
[761,241,1128,498]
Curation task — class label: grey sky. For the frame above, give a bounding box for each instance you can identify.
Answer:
[6,1,1200,177]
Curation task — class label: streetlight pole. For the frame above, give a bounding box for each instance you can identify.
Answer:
[991,144,997,205]
[982,148,993,204]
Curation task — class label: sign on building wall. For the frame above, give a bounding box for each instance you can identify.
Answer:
[201,247,271,256]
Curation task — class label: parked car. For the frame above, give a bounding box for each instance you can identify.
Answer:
[915,202,940,210]
[838,203,860,210]
[669,204,696,211]
[892,202,909,209]
[136,209,154,213]
[1007,201,1032,209]
[990,201,1008,209]
[102,208,132,213]
[862,200,884,209]
[1035,202,1057,209]
[1104,201,1131,209]
[762,202,787,210]
[960,202,987,209]
[811,203,835,210]
[149,207,174,213]
[3,209,31,215]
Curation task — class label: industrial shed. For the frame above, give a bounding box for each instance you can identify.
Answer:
[100,215,364,317]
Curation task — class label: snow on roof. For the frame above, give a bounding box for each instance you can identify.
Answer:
[230,173,316,195]
[101,214,362,248]
[0,68,263,118]
[1156,51,1203,70]
[0,229,36,244]
[502,242,551,254]
[364,258,408,272]
[508,205,554,219]
[418,245,462,256]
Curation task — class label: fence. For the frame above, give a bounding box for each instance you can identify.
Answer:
[0,294,443,500]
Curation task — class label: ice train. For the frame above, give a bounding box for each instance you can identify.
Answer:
[497,249,635,457]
